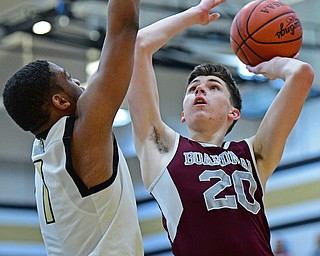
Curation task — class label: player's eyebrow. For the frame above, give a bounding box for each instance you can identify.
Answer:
[190,78,223,85]
[207,78,224,85]
[63,69,71,78]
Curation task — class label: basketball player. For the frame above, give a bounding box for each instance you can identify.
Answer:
[2,0,143,255]
[127,0,314,255]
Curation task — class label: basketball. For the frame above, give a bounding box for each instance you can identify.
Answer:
[230,0,303,66]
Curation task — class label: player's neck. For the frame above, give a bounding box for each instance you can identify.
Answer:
[188,130,225,147]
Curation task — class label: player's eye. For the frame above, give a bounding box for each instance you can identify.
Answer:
[188,86,196,92]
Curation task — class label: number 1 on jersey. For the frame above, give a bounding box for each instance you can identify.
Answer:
[34,160,55,224]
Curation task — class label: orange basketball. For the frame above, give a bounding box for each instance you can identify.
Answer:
[230,0,303,66]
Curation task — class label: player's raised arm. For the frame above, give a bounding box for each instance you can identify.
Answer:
[71,0,140,187]
[128,0,224,143]
[77,0,140,131]
[247,57,314,186]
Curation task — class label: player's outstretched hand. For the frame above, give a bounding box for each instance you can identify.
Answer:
[197,0,226,25]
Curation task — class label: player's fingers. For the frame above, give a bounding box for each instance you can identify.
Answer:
[209,13,221,22]
[214,0,226,5]
[246,64,262,74]
[211,0,225,8]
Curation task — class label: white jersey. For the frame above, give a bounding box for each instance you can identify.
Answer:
[32,116,143,256]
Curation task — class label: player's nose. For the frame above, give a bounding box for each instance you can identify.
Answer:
[73,78,81,86]
[195,85,206,95]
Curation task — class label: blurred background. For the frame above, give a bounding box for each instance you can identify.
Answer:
[0,0,319,255]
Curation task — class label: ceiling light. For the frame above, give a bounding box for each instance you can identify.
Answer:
[113,109,131,127]
[32,21,52,35]
[89,30,101,41]
[58,15,70,27]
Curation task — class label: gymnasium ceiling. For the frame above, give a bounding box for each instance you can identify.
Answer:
[0,0,319,66]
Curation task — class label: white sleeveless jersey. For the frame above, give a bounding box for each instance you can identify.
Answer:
[32,116,143,256]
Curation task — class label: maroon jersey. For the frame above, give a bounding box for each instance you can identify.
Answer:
[149,134,274,256]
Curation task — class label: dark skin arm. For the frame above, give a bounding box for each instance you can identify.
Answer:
[71,0,140,188]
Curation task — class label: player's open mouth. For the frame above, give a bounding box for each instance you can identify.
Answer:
[194,97,206,105]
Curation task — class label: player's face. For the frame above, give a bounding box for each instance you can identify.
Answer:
[182,75,234,129]
[49,62,84,104]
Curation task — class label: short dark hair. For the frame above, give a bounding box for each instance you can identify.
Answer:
[186,63,242,134]
[2,60,61,132]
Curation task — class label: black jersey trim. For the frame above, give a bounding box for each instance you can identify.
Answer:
[35,129,50,140]
[63,115,119,197]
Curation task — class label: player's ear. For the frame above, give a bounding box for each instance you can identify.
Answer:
[181,111,186,123]
[228,107,240,121]
[51,94,71,110]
